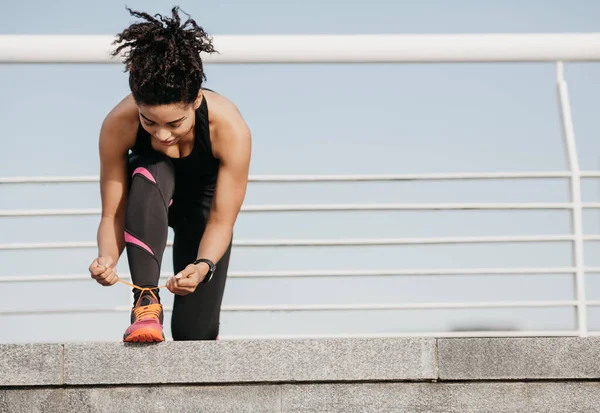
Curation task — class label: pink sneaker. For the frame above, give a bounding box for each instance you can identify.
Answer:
[123,294,164,343]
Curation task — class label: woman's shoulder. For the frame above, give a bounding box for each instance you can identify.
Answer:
[203,89,251,161]
[99,94,140,151]
[203,89,242,122]
[103,94,139,128]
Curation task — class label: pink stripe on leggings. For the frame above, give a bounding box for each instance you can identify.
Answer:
[132,167,156,184]
[124,231,154,256]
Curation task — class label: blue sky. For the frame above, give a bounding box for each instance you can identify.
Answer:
[1,0,599,343]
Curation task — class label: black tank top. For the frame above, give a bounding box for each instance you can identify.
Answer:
[130,92,220,207]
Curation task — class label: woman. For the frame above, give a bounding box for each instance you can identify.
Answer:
[87,7,251,343]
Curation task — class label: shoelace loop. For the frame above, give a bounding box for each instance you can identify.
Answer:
[117,279,167,307]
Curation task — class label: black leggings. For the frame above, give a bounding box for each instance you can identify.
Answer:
[124,151,231,340]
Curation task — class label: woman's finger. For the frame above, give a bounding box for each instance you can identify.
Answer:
[102,268,116,284]
[100,274,112,286]
[166,276,175,293]
[90,264,105,277]
[105,271,118,286]
[100,267,114,279]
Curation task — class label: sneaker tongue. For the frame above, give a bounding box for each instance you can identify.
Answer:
[139,295,156,307]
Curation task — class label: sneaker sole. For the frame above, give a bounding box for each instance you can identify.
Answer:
[123,327,165,343]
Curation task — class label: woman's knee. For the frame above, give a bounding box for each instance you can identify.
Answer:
[126,152,176,212]
[127,152,175,191]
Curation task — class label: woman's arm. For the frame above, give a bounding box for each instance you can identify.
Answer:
[97,127,128,261]
[90,97,138,285]
[196,100,252,268]
[167,94,251,294]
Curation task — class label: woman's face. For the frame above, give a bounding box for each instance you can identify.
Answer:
[137,97,201,146]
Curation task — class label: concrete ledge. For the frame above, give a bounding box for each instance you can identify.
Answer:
[438,337,600,380]
[280,382,600,413]
[0,344,62,386]
[0,386,281,413]
[3,383,600,413]
[63,338,436,385]
[2,337,600,390]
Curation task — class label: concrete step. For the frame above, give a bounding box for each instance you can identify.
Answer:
[2,337,600,412]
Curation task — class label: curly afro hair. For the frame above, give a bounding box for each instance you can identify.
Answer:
[111,6,217,106]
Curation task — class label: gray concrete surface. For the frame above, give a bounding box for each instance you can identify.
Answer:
[0,386,280,413]
[2,337,600,413]
[63,337,436,385]
[438,337,600,379]
[2,382,600,413]
[279,382,600,413]
[3,337,600,388]
[0,344,62,386]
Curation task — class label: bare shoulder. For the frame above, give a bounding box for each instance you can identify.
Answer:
[99,94,139,154]
[204,90,251,160]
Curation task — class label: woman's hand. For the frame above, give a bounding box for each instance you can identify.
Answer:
[89,256,119,286]
[166,263,208,295]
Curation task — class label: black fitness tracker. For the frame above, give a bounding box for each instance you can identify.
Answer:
[193,258,216,283]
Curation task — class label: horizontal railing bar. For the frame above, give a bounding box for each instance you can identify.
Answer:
[0,325,585,339]
[184,300,581,311]
[0,171,582,184]
[0,267,580,283]
[16,201,600,218]
[0,176,100,184]
[0,203,582,217]
[0,209,98,217]
[218,330,581,339]
[13,201,600,218]
[245,172,576,181]
[0,235,578,250]
[4,171,600,185]
[2,33,600,64]
[0,300,579,316]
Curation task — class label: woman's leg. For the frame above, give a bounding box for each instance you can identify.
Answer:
[125,152,175,303]
[122,152,175,342]
[170,208,232,341]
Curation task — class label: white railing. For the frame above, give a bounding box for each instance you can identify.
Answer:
[556,61,588,339]
[1,34,600,340]
[1,33,600,63]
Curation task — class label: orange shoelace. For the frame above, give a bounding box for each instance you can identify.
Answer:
[117,279,167,309]
[132,302,163,320]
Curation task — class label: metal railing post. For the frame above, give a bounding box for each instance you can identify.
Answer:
[556,61,588,337]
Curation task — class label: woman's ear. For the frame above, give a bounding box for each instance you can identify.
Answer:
[194,91,204,109]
